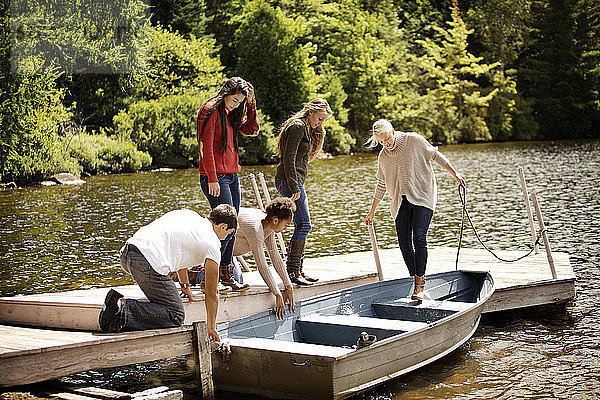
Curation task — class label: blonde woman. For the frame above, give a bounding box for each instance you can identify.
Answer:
[364,119,465,300]
[274,98,332,286]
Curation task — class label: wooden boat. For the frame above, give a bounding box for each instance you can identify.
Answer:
[212,270,494,399]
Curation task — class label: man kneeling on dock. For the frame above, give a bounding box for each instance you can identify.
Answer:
[98,204,237,341]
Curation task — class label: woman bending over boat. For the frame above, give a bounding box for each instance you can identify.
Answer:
[233,197,297,319]
[197,77,260,292]
[364,119,465,300]
[274,98,332,286]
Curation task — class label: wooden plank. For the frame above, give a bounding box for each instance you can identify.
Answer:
[133,391,181,400]
[131,387,168,397]
[0,272,377,332]
[484,279,576,313]
[51,393,97,400]
[73,387,131,399]
[0,327,194,386]
[192,322,214,400]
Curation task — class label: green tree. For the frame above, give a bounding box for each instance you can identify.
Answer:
[1,0,151,183]
[134,25,225,100]
[113,25,226,166]
[518,0,599,138]
[233,0,318,125]
[464,0,537,140]
[386,2,500,143]
[150,0,211,38]
[301,0,411,146]
[574,0,600,135]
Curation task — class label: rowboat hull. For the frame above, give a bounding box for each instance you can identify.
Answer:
[213,271,494,399]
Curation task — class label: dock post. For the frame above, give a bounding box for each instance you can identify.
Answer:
[367,223,385,281]
[518,167,539,254]
[192,321,215,400]
[249,173,265,211]
[531,193,557,279]
[258,172,287,256]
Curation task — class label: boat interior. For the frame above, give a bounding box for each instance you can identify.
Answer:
[218,271,490,354]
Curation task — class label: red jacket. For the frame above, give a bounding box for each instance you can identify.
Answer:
[197,100,259,182]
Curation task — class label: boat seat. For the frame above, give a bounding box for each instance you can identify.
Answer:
[296,314,427,348]
[371,298,473,323]
[226,337,353,358]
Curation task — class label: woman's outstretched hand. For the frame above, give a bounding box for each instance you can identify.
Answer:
[364,211,375,225]
[455,173,466,187]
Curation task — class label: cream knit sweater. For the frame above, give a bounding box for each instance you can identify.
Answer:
[233,207,291,297]
[374,131,449,217]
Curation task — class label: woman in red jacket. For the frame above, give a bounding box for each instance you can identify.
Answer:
[197,77,259,291]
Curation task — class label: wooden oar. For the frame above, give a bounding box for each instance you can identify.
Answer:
[367,223,385,281]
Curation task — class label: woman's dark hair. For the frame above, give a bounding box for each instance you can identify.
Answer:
[265,197,296,222]
[198,77,251,154]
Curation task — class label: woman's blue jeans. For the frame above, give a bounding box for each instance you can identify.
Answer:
[200,173,240,266]
[395,196,434,277]
[275,179,311,241]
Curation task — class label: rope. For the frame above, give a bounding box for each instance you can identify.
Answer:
[455,184,547,270]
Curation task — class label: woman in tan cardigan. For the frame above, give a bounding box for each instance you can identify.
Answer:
[364,119,465,300]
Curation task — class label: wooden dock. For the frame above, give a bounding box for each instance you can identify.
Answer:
[0,246,575,388]
[303,246,576,313]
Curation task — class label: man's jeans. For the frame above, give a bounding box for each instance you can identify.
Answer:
[119,244,185,331]
[200,173,240,266]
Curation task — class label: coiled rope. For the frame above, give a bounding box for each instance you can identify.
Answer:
[455,184,547,270]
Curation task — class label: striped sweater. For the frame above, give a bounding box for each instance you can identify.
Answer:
[233,207,291,296]
[374,131,449,216]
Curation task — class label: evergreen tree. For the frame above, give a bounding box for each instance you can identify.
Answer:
[233,0,317,125]
[397,1,500,143]
[518,0,598,138]
[464,0,536,140]
[574,0,600,135]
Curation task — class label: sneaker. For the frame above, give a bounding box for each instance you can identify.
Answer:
[99,289,123,332]
[218,282,233,294]
[200,279,233,294]
[222,279,250,292]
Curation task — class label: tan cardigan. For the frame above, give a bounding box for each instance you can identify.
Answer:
[374,132,449,217]
[233,208,291,296]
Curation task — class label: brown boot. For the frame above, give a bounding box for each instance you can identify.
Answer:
[411,275,426,301]
[287,240,313,286]
[220,265,250,292]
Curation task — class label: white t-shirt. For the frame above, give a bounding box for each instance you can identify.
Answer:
[125,209,221,276]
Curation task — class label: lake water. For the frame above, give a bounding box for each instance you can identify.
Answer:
[1,140,599,399]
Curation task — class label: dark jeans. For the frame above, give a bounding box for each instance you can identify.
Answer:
[200,173,241,266]
[275,179,311,241]
[119,244,185,331]
[395,196,434,277]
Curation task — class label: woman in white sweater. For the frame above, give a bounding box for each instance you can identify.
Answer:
[364,119,465,301]
[233,197,296,319]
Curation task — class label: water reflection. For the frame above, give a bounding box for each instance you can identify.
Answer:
[1,140,600,399]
